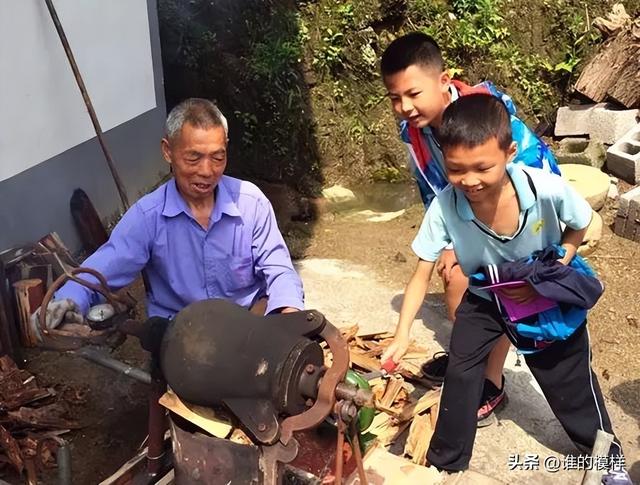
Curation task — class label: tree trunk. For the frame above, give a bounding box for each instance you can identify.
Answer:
[575,23,640,108]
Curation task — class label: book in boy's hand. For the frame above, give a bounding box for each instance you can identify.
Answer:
[479,280,558,322]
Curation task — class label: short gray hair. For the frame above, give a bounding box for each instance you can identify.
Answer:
[165,98,228,141]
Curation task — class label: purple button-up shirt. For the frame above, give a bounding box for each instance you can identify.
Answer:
[57,176,304,318]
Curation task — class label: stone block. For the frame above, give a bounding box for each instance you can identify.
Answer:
[555,103,639,144]
[614,186,640,242]
[589,104,639,144]
[321,185,356,205]
[556,138,606,168]
[560,164,610,211]
[607,125,640,184]
[555,104,595,137]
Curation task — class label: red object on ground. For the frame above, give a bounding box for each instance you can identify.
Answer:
[381,359,397,374]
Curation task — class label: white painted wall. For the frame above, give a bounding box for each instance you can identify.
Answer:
[0,0,157,182]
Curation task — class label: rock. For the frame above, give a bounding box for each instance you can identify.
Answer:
[607,183,619,200]
[555,103,639,144]
[321,185,356,205]
[588,104,639,145]
[577,239,598,257]
[555,104,594,137]
[560,164,610,211]
[366,209,405,222]
[556,138,606,168]
[578,210,603,256]
[350,209,406,223]
[606,124,640,184]
[394,251,407,263]
[613,185,640,242]
[585,210,603,242]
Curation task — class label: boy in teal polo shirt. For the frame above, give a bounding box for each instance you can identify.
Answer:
[381,94,629,482]
[381,32,561,420]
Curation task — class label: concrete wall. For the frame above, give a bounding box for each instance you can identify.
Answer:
[0,0,168,252]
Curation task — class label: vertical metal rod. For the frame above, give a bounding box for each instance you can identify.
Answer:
[57,441,72,485]
[43,0,130,210]
[334,418,345,485]
[146,377,167,477]
[350,421,368,485]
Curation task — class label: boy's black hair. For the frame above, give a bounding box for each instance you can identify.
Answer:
[436,94,513,152]
[380,32,444,77]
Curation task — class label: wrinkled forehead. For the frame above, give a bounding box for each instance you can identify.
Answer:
[171,123,228,150]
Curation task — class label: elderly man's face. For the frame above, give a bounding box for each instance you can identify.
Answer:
[161,123,227,205]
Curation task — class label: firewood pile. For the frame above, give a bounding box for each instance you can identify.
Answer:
[0,355,80,482]
[0,232,79,357]
[334,325,442,467]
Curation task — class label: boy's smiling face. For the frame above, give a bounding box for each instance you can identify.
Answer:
[444,137,517,202]
[384,64,451,128]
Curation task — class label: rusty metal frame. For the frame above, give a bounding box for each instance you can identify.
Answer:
[279,319,349,445]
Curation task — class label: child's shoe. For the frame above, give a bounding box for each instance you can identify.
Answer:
[601,468,633,485]
[477,376,507,421]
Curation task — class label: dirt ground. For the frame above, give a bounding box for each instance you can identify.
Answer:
[6,183,639,484]
[299,192,640,413]
[296,185,640,482]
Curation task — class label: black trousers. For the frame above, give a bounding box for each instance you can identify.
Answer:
[426,291,620,471]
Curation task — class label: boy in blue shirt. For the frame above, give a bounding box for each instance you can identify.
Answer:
[381,94,629,483]
[381,32,561,420]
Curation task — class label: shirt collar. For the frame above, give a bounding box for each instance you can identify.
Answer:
[162,179,189,217]
[454,164,536,221]
[162,177,241,220]
[449,83,460,102]
[213,176,241,220]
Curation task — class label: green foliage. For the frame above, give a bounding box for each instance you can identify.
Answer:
[544,3,601,78]
[372,166,403,183]
[313,28,346,72]
[160,0,616,192]
[247,11,305,85]
[404,0,605,116]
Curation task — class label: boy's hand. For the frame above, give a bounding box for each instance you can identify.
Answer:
[497,282,538,304]
[380,334,410,364]
[436,249,458,284]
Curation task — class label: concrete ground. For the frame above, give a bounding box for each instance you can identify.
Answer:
[296,258,640,484]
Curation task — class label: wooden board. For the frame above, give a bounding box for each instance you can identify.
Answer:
[159,391,232,438]
[399,389,441,422]
[345,442,442,485]
[404,413,433,465]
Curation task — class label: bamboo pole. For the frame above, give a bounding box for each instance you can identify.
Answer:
[43,0,130,210]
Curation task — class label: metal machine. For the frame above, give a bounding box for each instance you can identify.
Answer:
[145,299,373,484]
[39,268,374,484]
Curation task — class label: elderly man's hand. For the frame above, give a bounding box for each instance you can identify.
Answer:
[29,299,84,339]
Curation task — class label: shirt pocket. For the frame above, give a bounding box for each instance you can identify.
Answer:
[221,255,255,290]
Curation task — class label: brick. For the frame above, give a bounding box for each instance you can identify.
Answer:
[555,103,639,144]
[614,185,640,242]
[589,104,639,144]
[555,104,595,137]
[606,125,640,184]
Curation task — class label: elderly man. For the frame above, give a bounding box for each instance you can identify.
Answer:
[39,98,303,328]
